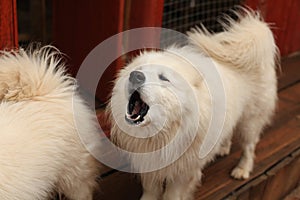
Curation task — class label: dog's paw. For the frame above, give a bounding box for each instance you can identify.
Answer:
[217,139,231,157]
[217,146,231,157]
[231,166,250,180]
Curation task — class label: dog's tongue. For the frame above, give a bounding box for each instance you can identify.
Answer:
[129,101,142,120]
[132,101,141,115]
[130,101,148,121]
[126,91,149,124]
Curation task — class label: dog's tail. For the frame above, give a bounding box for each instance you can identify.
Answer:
[0,46,75,101]
[187,9,278,70]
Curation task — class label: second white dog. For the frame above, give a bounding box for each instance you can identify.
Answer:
[109,10,278,200]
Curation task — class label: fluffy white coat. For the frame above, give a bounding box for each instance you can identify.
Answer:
[0,47,100,200]
[109,11,278,200]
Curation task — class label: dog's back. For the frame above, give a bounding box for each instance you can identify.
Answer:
[188,9,278,180]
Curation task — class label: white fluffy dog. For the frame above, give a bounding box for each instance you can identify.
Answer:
[109,10,278,200]
[0,47,100,200]
[108,11,277,200]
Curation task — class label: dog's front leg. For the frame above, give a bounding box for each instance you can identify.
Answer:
[162,180,184,200]
[162,173,201,200]
[140,176,163,200]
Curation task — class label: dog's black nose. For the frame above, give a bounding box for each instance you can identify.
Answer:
[129,71,145,85]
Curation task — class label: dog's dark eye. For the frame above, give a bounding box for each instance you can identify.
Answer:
[159,74,169,82]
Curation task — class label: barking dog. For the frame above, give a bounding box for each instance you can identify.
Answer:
[0,47,100,200]
[108,10,278,200]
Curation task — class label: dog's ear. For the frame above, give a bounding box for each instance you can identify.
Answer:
[0,71,23,101]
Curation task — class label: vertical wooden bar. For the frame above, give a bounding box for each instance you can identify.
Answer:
[53,0,125,103]
[127,0,164,28]
[0,0,18,49]
[126,0,164,57]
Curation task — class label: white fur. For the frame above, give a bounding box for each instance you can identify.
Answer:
[0,47,100,200]
[109,10,278,200]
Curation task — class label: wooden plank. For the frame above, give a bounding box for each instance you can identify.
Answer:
[278,54,300,90]
[94,172,142,200]
[229,175,268,200]
[0,0,18,49]
[263,154,300,199]
[284,185,300,200]
[278,82,300,104]
[248,178,268,200]
[231,152,300,200]
[292,148,300,158]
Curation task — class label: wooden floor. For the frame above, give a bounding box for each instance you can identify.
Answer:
[94,54,300,200]
[285,185,300,200]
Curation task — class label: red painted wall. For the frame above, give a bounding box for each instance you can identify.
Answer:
[125,0,164,58]
[245,0,300,56]
[53,0,125,103]
[126,0,164,29]
[53,0,164,103]
[0,0,18,49]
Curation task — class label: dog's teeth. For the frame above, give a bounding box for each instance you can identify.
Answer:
[126,113,141,121]
[133,115,141,120]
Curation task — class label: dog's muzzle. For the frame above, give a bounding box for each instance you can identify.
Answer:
[128,70,145,93]
[125,71,149,125]
[129,70,145,86]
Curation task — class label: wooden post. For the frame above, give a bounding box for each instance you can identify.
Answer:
[0,0,18,49]
[125,0,164,57]
[53,0,125,103]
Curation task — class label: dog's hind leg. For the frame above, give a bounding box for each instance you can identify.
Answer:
[231,117,265,180]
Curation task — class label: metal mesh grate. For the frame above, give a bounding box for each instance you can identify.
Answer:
[162,0,243,32]
[161,0,243,46]
[17,0,52,47]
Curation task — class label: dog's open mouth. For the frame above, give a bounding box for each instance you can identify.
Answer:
[125,91,149,125]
